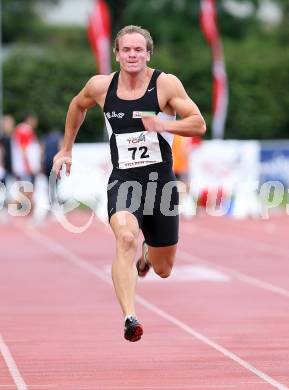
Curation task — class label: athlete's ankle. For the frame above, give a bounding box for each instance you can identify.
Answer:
[124,314,137,321]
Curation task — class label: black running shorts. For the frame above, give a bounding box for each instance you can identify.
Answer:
[107,176,179,247]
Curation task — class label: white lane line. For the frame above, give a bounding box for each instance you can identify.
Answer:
[0,334,28,390]
[21,226,289,390]
[103,264,231,283]
[177,249,289,299]
[0,386,257,389]
[183,224,289,260]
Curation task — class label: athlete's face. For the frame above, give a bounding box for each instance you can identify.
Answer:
[116,33,150,73]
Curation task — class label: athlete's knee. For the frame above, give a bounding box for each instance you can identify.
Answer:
[153,261,173,278]
[155,266,172,278]
[117,230,137,251]
[149,250,175,278]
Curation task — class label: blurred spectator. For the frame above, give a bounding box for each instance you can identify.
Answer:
[41,129,63,179]
[172,135,196,218]
[32,129,63,222]
[0,115,15,186]
[173,135,191,183]
[12,114,41,216]
[13,114,39,181]
[0,115,15,222]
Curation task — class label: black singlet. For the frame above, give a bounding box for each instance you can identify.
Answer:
[103,69,176,183]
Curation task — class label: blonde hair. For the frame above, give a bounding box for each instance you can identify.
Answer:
[114,25,154,55]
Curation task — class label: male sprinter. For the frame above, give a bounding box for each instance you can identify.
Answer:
[53,25,206,342]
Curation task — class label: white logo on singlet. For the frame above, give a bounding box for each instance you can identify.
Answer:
[105,111,125,119]
[148,87,155,92]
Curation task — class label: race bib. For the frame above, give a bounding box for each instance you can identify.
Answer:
[115,131,163,169]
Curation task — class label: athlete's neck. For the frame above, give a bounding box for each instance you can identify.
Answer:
[119,67,153,90]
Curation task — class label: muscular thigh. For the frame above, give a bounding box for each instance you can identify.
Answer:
[142,181,179,247]
[107,177,144,228]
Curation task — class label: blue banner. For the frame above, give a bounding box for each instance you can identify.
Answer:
[260,141,289,187]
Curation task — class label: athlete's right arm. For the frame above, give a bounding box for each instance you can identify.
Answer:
[53,75,109,177]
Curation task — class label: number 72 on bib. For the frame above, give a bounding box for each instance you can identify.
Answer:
[115,131,163,169]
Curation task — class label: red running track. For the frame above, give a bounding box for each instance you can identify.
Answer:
[0,212,289,390]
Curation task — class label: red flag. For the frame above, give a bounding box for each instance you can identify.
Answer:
[87,0,111,74]
[200,0,219,44]
[200,0,228,139]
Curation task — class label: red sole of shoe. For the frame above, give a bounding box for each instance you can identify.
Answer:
[125,325,143,342]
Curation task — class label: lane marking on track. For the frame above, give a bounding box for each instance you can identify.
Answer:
[141,264,231,282]
[90,217,289,297]
[94,217,289,297]
[0,334,28,390]
[21,226,289,390]
[177,249,289,299]
[182,223,289,260]
[104,264,231,282]
[0,386,267,389]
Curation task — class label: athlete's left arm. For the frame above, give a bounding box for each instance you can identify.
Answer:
[142,74,206,137]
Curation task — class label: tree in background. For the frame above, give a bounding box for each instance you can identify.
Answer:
[2,0,289,140]
[2,0,59,43]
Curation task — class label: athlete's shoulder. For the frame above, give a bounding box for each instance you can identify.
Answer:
[81,73,116,106]
[158,72,183,87]
[157,72,184,97]
[85,73,115,95]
